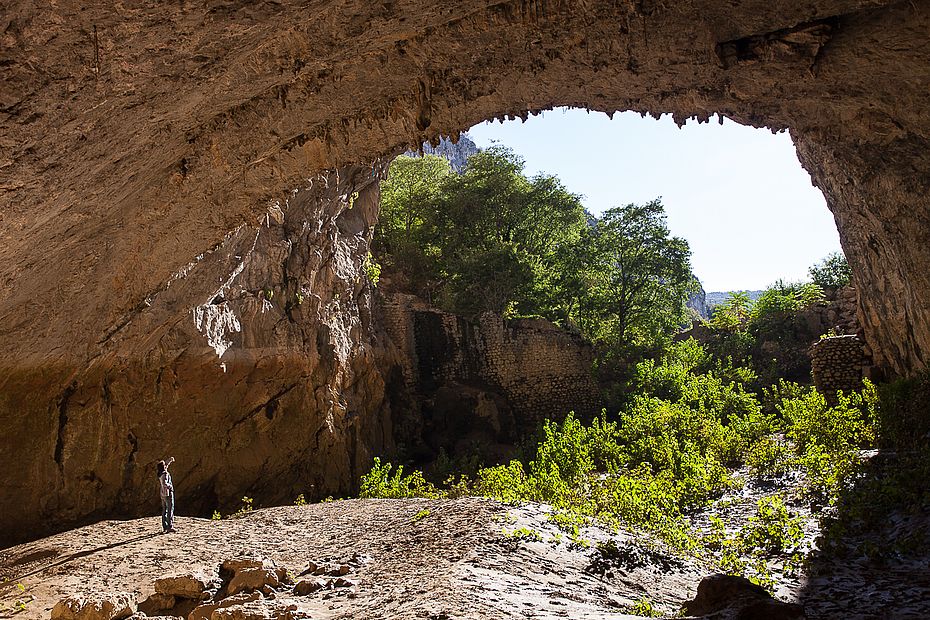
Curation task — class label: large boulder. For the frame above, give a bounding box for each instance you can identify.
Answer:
[683,574,805,619]
[154,572,216,600]
[227,568,282,596]
[51,593,135,620]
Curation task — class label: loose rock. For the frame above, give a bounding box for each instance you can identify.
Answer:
[188,593,260,620]
[154,573,214,600]
[51,593,135,620]
[683,574,805,619]
[227,568,281,595]
[293,579,326,596]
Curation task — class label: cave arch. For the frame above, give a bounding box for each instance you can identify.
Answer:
[1,0,928,543]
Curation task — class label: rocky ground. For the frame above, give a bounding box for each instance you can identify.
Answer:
[1,485,927,619]
[0,496,781,620]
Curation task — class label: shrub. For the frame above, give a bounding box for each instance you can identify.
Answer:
[739,497,803,556]
[359,457,442,499]
[778,382,876,455]
[746,436,795,477]
[474,460,528,503]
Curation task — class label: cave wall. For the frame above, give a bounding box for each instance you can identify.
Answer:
[0,166,396,545]
[1,0,928,543]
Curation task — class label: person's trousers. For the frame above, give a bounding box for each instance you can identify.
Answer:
[161,493,174,532]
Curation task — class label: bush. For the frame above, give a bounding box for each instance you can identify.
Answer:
[746,436,795,477]
[778,382,876,455]
[359,457,442,499]
[474,460,529,503]
[739,496,804,556]
[770,381,878,503]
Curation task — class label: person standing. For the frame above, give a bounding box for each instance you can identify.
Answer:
[157,457,176,533]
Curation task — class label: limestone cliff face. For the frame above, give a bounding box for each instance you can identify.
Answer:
[407,134,481,173]
[1,0,929,543]
[0,166,395,545]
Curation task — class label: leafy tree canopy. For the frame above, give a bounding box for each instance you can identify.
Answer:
[809,251,851,289]
[570,200,695,349]
[375,146,694,353]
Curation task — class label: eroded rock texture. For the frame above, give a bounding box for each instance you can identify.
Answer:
[1,0,928,543]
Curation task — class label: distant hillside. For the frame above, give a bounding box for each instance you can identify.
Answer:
[706,290,764,309]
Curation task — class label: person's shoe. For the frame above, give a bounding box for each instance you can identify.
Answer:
[168,527,177,533]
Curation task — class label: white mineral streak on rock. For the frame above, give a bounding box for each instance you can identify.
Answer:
[193,304,241,358]
[192,229,261,358]
[319,234,360,365]
[266,202,285,226]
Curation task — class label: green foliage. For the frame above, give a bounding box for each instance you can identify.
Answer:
[701,514,728,551]
[739,497,804,556]
[710,291,753,331]
[359,457,442,499]
[474,460,529,504]
[362,251,381,286]
[3,582,34,614]
[627,597,662,617]
[504,526,543,541]
[412,508,431,522]
[749,280,824,327]
[294,494,308,506]
[779,381,876,455]
[702,280,828,387]
[376,149,694,357]
[211,510,222,520]
[229,496,254,518]
[809,251,851,289]
[376,148,588,319]
[873,369,930,451]
[705,496,803,592]
[571,200,694,351]
[746,436,795,477]
[769,380,878,503]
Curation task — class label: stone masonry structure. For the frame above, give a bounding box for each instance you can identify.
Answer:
[810,335,871,401]
[381,293,601,431]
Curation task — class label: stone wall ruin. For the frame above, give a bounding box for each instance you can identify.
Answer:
[380,293,600,459]
[810,335,871,401]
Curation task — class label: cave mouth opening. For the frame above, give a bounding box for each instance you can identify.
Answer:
[373,102,863,480]
[457,106,843,295]
[372,108,928,618]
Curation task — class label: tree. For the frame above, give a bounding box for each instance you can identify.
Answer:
[570,200,694,350]
[375,154,452,288]
[710,291,753,331]
[808,251,851,289]
[376,146,589,318]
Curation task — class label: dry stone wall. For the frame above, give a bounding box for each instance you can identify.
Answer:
[381,294,600,431]
[476,314,601,426]
[810,335,870,401]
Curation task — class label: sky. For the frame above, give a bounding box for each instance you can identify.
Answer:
[467,108,843,292]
